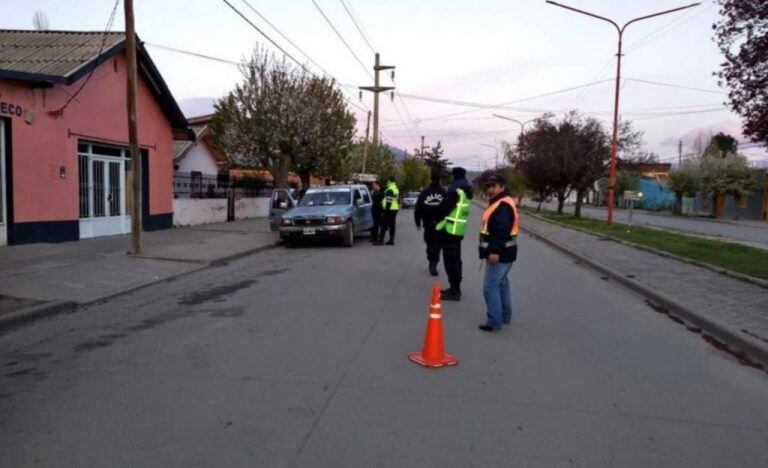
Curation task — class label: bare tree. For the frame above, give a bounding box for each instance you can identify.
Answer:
[32,10,49,31]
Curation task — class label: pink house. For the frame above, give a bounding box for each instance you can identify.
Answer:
[0,30,192,245]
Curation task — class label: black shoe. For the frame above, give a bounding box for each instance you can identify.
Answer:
[385,241,394,245]
[428,262,438,277]
[373,241,384,246]
[441,290,461,301]
[478,324,501,332]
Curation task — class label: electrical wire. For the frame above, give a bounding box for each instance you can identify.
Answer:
[339,0,376,54]
[52,0,120,115]
[311,0,372,79]
[625,78,726,95]
[625,3,715,54]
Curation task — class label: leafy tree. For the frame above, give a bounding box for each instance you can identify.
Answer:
[516,115,569,212]
[668,163,702,214]
[345,141,399,183]
[713,1,768,146]
[423,141,451,182]
[399,158,430,192]
[700,151,758,201]
[704,132,739,158]
[212,49,354,189]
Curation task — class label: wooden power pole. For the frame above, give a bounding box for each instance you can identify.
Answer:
[125,0,142,254]
[359,53,394,145]
[362,111,371,173]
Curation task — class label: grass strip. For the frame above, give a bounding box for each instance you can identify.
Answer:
[520,206,768,280]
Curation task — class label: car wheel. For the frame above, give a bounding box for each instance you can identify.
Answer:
[342,221,354,248]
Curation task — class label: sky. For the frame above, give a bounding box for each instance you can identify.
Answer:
[4,0,764,170]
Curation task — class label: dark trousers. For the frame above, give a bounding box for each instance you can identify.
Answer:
[440,235,463,291]
[379,211,398,243]
[424,224,441,263]
[371,214,382,241]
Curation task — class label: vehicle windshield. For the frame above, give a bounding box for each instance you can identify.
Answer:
[406,192,420,198]
[298,189,351,206]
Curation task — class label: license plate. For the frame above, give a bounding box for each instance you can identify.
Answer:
[302,228,316,235]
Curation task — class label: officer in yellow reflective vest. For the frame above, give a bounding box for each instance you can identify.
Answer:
[477,174,518,332]
[376,177,400,245]
[435,167,473,301]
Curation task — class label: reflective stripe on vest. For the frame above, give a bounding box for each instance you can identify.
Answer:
[436,188,471,236]
[382,183,400,211]
[480,196,519,237]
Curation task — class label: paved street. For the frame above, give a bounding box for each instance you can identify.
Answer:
[2,208,767,467]
[528,200,768,249]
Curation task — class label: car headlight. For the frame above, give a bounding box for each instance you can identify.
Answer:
[281,218,294,226]
[325,216,344,225]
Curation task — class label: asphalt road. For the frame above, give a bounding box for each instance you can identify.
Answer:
[1,208,767,467]
[531,200,768,248]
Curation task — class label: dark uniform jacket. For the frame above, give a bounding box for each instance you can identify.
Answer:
[414,183,446,229]
[371,189,384,219]
[479,190,518,263]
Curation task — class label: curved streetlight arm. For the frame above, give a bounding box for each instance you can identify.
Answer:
[491,114,536,133]
[621,3,701,33]
[545,0,619,33]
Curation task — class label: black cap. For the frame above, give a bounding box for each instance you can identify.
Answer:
[485,174,506,186]
[451,167,466,180]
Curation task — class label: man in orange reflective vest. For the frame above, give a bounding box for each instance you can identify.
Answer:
[478,174,519,332]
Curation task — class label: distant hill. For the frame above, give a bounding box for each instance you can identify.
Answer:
[387,145,408,162]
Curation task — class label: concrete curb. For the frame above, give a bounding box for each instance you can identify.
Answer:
[521,208,768,290]
[473,200,768,370]
[0,300,77,330]
[0,241,280,332]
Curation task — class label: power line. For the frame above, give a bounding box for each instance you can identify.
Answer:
[625,78,726,95]
[52,0,120,115]
[338,0,376,54]
[240,0,338,78]
[145,42,239,65]
[219,0,312,75]
[311,0,372,79]
[625,3,715,54]
[216,0,371,115]
[413,78,616,123]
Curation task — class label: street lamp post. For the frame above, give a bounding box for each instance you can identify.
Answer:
[491,114,536,136]
[545,1,700,225]
[479,143,499,168]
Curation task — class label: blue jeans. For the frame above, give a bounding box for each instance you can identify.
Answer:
[483,261,513,328]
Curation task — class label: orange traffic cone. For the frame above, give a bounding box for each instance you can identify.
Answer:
[409,282,459,368]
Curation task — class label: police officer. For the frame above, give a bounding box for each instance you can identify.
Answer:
[478,174,519,332]
[377,177,400,245]
[414,171,446,276]
[435,167,473,301]
[369,181,384,244]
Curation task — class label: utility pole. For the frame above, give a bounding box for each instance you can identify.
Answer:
[362,111,371,173]
[546,0,700,225]
[420,135,426,157]
[678,140,683,168]
[359,53,394,145]
[125,0,142,255]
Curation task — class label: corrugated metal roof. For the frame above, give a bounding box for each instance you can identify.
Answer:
[0,30,124,80]
[173,123,210,161]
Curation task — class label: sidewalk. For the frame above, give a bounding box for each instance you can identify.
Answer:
[528,199,768,249]
[520,211,768,369]
[0,218,278,326]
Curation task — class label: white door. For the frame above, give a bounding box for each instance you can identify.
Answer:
[79,144,129,239]
[0,119,6,247]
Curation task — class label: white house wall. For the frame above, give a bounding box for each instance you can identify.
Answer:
[177,143,219,175]
[173,197,270,227]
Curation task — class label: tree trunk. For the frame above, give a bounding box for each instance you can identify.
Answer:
[674,193,682,215]
[556,192,566,214]
[574,189,585,218]
[273,154,291,189]
[299,170,311,191]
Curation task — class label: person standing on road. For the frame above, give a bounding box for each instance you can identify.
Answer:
[370,181,384,244]
[477,174,518,332]
[435,167,473,300]
[414,171,446,276]
[377,177,400,245]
